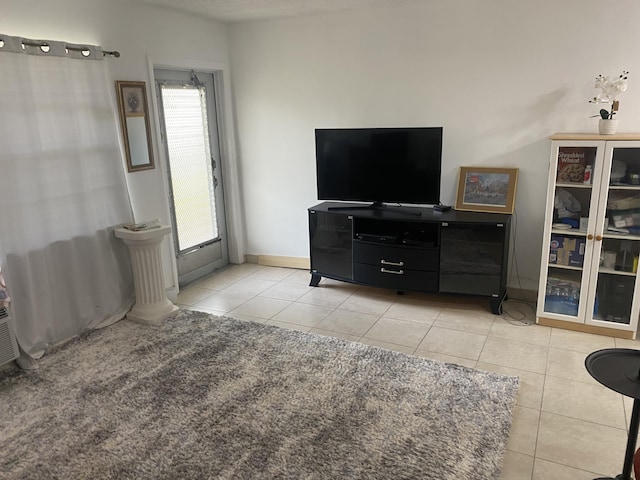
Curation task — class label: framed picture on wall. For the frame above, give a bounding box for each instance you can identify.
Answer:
[115,81,155,172]
[454,166,519,214]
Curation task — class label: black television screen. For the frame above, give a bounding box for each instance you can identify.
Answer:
[315,127,443,205]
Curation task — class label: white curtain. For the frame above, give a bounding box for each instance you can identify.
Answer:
[0,35,135,359]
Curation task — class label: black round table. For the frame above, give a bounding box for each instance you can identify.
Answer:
[585,348,640,480]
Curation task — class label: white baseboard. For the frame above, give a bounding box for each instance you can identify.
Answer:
[244,254,259,264]
[245,254,309,270]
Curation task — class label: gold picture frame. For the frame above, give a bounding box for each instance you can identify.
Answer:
[454,166,519,214]
[115,81,155,172]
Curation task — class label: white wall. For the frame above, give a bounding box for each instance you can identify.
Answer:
[228,0,640,291]
[5,0,640,294]
[2,0,234,293]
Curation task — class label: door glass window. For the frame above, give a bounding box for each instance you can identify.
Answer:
[160,85,218,252]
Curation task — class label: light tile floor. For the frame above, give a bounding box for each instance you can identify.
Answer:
[176,263,639,480]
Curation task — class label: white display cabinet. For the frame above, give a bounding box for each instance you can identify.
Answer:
[537,134,640,339]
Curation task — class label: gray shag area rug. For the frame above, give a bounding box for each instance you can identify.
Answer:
[0,309,519,480]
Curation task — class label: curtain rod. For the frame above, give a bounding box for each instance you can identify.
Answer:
[20,38,120,57]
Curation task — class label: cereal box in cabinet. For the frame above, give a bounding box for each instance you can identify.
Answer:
[556,147,595,183]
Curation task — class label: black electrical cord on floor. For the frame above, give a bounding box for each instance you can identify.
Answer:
[500,208,537,326]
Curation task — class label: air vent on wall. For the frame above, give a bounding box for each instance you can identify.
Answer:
[0,307,19,365]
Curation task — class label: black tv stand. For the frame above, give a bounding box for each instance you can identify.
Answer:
[326,201,422,216]
[309,202,512,314]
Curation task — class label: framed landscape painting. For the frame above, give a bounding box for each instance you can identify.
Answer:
[455,166,519,214]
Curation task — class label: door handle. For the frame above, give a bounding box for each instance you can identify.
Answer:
[381,259,404,267]
[587,234,594,240]
[380,268,404,275]
[595,235,603,241]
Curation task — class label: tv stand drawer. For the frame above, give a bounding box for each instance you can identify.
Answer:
[354,263,438,292]
[354,241,439,271]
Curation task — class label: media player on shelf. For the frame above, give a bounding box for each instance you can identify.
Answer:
[355,233,400,244]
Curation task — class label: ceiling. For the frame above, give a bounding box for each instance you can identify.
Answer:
[127,0,405,23]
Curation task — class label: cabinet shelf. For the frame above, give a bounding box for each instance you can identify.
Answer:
[556,182,593,189]
[551,228,587,236]
[548,264,583,272]
[603,232,640,241]
[599,268,637,277]
[549,231,640,240]
[608,184,640,191]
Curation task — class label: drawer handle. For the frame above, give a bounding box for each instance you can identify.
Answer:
[381,259,404,267]
[381,267,404,275]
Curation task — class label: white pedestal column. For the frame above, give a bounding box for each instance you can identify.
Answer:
[114,225,178,325]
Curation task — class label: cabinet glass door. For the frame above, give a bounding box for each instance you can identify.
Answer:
[309,211,354,281]
[540,143,601,321]
[440,222,506,297]
[586,144,640,328]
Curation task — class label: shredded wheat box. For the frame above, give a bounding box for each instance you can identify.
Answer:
[556,147,590,183]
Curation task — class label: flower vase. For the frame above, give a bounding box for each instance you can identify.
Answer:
[598,119,619,135]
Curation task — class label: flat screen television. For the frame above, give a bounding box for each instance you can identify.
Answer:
[315,127,443,207]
